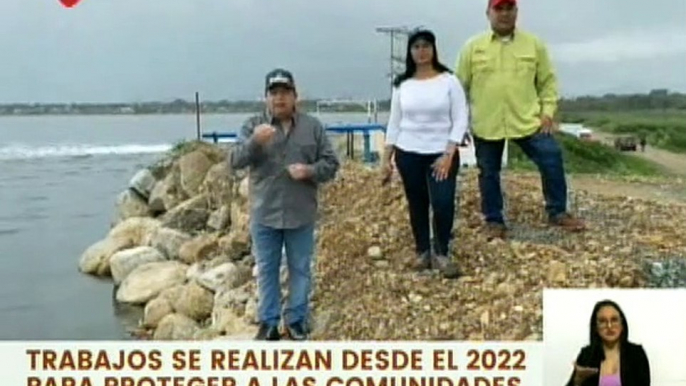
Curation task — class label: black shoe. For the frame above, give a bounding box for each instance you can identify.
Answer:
[413,251,432,271]
[407,250,431,271]
[432,255,461,279]
[484,222,507,240]
[285,322,309,341]
[255,323,280,341]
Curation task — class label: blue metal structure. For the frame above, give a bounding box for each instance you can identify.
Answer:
[201,122,386,163]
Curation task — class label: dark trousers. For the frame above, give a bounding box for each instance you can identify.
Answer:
[474,131,567,224]
[394,147,460,256]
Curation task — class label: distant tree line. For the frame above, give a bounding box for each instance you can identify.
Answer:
[1,89,684,116]
[558,89,686,112]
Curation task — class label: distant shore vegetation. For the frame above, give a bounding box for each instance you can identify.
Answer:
[2,89,684,116]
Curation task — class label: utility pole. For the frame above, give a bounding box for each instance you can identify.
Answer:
[195,91,201,140]
[375,26,416,96]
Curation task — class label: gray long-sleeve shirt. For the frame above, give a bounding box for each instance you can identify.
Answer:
[230,110,340,229]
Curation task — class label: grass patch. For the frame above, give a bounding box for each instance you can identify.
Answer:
[169,139,202,157]
[508,132,666,176]
[560,110,686,153]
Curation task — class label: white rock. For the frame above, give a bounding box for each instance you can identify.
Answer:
[143,297,173,328]
[159,284,185,304]
[212,307,253,335]
[109,246,166,284]
[238,178,249,199]
[160,194,209,234]
[367,246,383,260]
[186,263,203,281]
[178,233,219,264]
[115,189,150,223]
[196,263,239,292]
[116,261,188,304]
[172,282,214,321]
[244,297,258,324]
[150,227,192,260]
[108,217,162,247]
[129,168,157,200]
[207,205,231,231]
[78,236,134,276]
[148,174,180,213]
[202,162,234,208]
[178,151,213,197]
[153,313,199,340]
[193,327,221,341]
[214,287,252,310]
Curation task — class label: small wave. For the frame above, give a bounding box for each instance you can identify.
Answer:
[0,228,21,236]
[0,143,172,160]
[24,195,49,202]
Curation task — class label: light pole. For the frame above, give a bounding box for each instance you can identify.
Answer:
[375,26,416,96]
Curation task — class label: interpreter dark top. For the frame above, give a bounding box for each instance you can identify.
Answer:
[565,342,651,386]
[230,110,340,229]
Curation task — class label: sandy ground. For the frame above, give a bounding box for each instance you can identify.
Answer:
[566,131,686,204]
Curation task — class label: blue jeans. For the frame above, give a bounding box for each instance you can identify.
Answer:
[474,131,567,224]
[250,221,315,328]
[394,147,460,256]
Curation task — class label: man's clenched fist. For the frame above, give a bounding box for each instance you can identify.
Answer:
[253,124,276,145]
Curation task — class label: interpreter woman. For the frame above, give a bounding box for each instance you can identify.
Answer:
[380,28,469,279]
[565,299,651,386]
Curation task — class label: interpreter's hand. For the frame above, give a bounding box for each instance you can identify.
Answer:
[432,153,455,181]
[540,115,556,134]
[572,362,599,385]
[253,124,277,145]
[287,163,313,181]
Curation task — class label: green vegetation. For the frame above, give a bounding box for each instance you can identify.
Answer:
[507,89,686,176]
[508,132,666,176]
[170,139,198,157]
[559,90,686,153]
[561,110,686,153]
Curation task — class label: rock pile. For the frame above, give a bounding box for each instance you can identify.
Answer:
[78,141,259,340]
[78,142,686,341]
[310,164,686,340]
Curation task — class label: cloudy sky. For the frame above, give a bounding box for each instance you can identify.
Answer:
[2,0,685,103]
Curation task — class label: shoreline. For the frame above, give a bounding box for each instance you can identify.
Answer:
[0,111,390,118]
[77,140,262,340]
[75,139,686,341]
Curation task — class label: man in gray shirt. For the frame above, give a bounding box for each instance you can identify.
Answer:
[230,68,340,340]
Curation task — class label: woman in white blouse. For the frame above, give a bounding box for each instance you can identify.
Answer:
[381,28,469,279]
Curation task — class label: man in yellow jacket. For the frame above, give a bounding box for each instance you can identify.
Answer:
[456,0,585,239]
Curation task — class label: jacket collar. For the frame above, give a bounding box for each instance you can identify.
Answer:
[265,108,299,127]
[489,27,517,41]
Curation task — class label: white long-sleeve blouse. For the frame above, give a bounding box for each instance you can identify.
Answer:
[385,72,469,154]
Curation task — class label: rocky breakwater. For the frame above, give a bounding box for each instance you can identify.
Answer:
[77,141,261,340]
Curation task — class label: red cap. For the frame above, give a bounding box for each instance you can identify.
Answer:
[489,0,516,7]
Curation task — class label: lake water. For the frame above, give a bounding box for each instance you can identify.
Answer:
[0,112,383,340]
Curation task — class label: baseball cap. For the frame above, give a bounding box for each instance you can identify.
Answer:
[489,0,516,7]
[408,29,436,45]
[265,68,295,91]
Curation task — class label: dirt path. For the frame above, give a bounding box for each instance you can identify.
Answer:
[569,175,686,205]
[592,131,686,177]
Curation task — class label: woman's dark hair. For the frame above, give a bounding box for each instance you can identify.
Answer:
[392,29,452,88]
[587,299,630,361]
